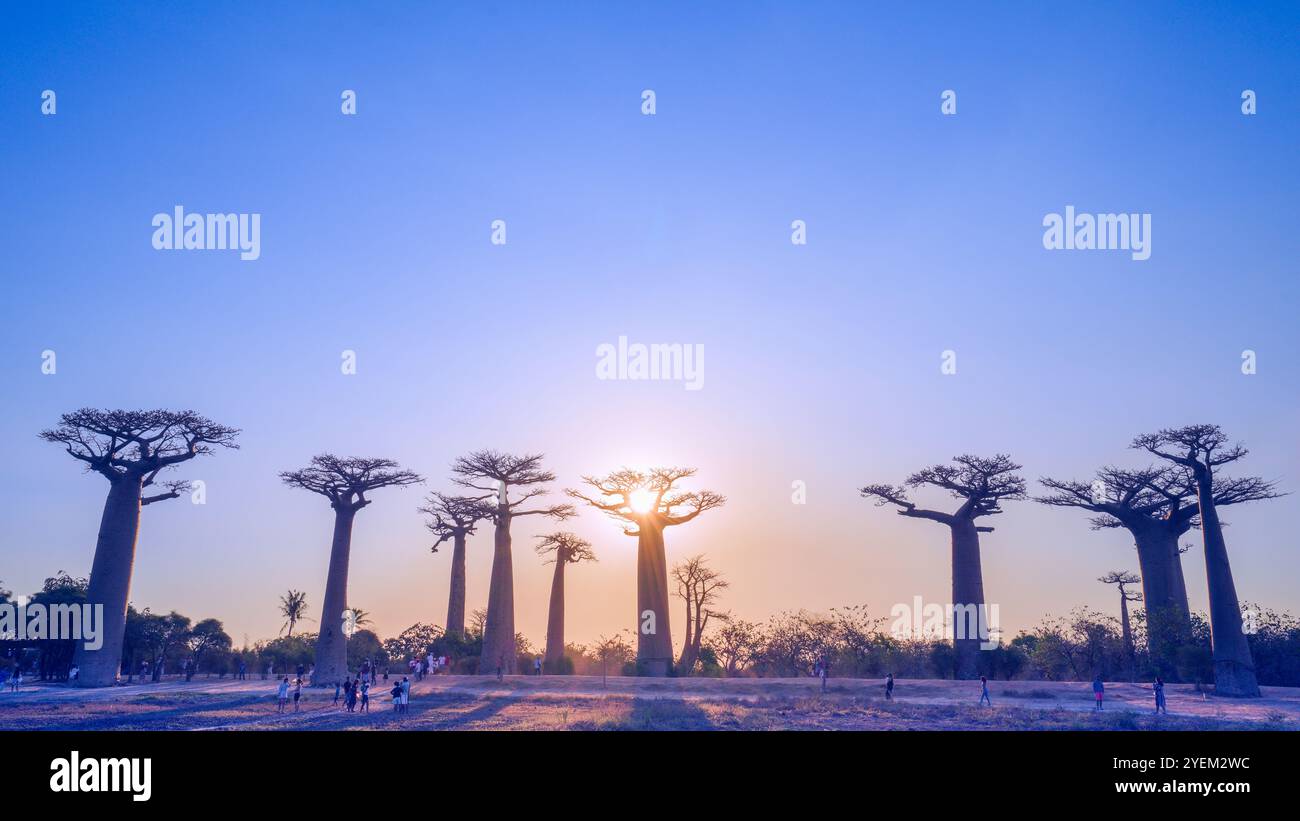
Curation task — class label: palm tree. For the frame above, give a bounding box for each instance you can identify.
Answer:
[278,590,312,637]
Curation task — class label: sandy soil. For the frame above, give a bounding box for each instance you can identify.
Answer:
[1,675,1296,730]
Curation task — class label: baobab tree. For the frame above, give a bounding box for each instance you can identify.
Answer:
[861,454,1026,679]
[419,492,491,637]
[280,454,422,684]
[1099,570,1141,674]
[672,554,728,674]
[535,532,596,672]
[1039,467,1193,639]
[40,408,240,686]
[451,451,572,675]
[1038,465,1277,669]
[568,467,726,676]
[278,590,312,637]
[1134,425,1282,697]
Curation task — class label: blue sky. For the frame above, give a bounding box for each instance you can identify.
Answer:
[2,2,1297,649]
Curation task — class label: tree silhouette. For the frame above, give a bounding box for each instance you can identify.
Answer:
[861,454,1025,679]
[40,408,239,686]
[419,492,492,637]
[278,590,312,637]
[568,467,725,676]
[451,451,572,674]
[280,454,422,684]
[1039,465,1277,671]
[1099,570,1142,675]
[1133,425,1283,697]
[672,554,728,675]
[535,532,596,672]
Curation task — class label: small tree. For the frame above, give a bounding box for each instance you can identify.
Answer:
[672,555,728,674]
[1098,570,1141,676]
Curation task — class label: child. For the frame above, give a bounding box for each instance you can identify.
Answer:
[293,678,302,712]
[391,681,402,712]
[979,675,991,706]
[1092,675,1105,711]
[360,680,370,712]
[277,677,289,713]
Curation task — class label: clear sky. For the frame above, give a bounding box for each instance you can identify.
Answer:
[2,2,1298,652]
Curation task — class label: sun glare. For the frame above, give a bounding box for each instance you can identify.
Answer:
[629,487,655,514]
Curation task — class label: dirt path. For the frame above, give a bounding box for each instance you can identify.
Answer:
[3,676,1296,730]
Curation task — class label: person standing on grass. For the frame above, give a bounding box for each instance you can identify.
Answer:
[401,676,411,713]
[885,673,894,701]
[391,681,402,712]
[1153,677,1167,715]
[277,677,289,713]
[979,675,991,706]
[293,678,303,712]
[238,660,246,681]
[360,679,370,712]
[1092,675,1105,711]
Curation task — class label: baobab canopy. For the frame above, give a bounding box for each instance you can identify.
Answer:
[40,408,241,688]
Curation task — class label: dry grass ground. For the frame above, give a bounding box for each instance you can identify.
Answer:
[2,675,1297,730]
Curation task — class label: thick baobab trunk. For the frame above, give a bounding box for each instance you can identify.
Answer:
[543,557,566,671]
[1131,528,1191,629]
[1195,488,1260,697]
[445,532,467,637]
[73,476,144,687]
[636,524,673,676]
[949,519,985,680]
[312,507,356,686]
[477,514,516,675]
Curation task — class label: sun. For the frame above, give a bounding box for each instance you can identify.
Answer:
[629,487,655,514]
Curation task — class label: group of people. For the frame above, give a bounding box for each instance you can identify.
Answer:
[409,654,447,680]
[276,671,415,715]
